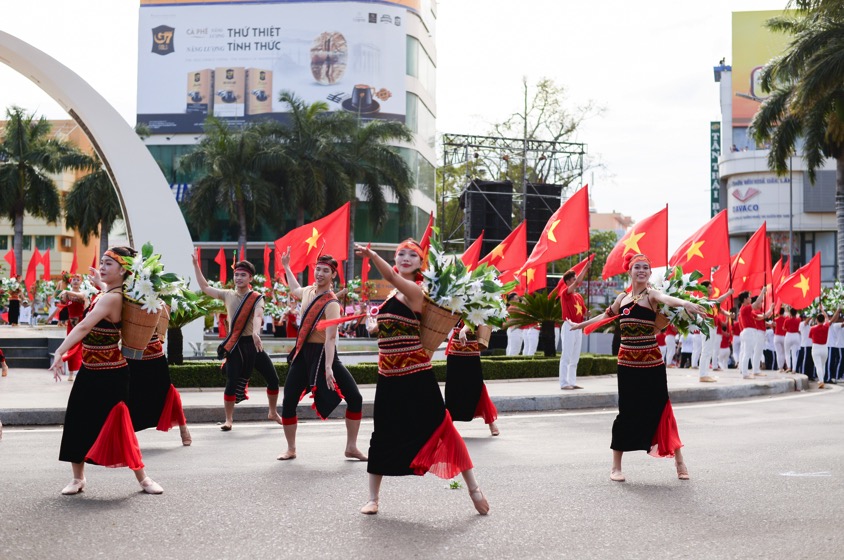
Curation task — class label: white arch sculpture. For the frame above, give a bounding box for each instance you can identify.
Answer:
[0,30,202,344]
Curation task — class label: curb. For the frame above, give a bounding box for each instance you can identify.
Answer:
[0,377,808,426]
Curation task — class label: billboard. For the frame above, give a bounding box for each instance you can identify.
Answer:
[731,10,793,128]
[138,1,408,133]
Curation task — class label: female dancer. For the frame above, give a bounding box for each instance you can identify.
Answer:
[355,240,489,516]
[445,321,499,436]
[570,253,706,482]
[58,273,88,382]
[49,247,163,495]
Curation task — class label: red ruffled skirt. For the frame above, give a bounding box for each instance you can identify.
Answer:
[86,402,144,469]
[157,385,187,431]
[410,410,474,478]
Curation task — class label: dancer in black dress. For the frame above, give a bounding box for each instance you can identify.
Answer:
[571,253,706,482]
[354,240,489,516]
[48,247,164,495]
[445,322,499,435]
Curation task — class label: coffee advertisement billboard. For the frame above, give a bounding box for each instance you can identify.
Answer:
[138,0,408,133]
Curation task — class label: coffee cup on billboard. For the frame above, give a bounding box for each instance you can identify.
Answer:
[218,90,237,103]
[351,84,375,109]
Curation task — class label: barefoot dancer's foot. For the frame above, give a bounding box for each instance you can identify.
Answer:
[488,422,500,436]
[468,487,490,515]
[179,425,192,446]
[610,469,626,482]
[219,422,232,431]
[276,449,297,460]
[344,448,368,461]
[676,462,690,480]
[268,412,284,425]
[360,500,379,515]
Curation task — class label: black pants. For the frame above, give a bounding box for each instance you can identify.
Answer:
[224,337,280,403]
[796,346,814,377]
[282,342,362,420]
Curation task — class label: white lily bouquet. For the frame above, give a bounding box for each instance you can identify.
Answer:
[35,279,56,302]
[345,277,362,302]
[1,277,21,292]
[120,242,185,313]
[820,281,844,312]
[421,230,516,330]
[264,300,285,320]
[653,267,715,337]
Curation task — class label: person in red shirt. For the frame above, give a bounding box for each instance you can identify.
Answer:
[810,311,831,388]
[783,307,802,372]
[738,288,771,379]
[698,283,733,382]
[559,262,590,389]
[731,316,742,368]
[717,316,732,370]
[774,308,787,371]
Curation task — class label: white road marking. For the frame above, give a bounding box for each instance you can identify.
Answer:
[779,471,832,477]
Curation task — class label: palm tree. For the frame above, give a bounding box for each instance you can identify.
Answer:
[179,117,283,250]
[0,106,87,269]
[64,153,123,257]
[750,3,844,279]
[333,113,414,278]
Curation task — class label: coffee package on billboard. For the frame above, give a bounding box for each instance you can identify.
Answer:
[246,69,273,115]
[186,69,214,115]
[213,67,245,117]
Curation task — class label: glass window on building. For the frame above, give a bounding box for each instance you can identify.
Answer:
[22,236,31,250]
[0,236,7,250]
[405,93,435,151]
[406,36,436,94]
[814,231,837,282]
[34,236,56,251]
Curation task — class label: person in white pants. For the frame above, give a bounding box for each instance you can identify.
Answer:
[738,288,770,379]
[559,263,590,389]
[522,326,540,356]
[690,329,702,368]
[718,325,732,371]
[831,319,844,382]
[773,308,787,371]
[783,307,802,372]
[809,312,831,388]
[504,294,524,356]
[698,284,732,382]
[731,315,742,369]
[664,324,677,367]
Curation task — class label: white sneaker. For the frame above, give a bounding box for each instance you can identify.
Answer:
[61,478,86,495]
[139,477,164,494]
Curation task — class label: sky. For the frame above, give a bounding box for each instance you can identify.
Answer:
[0,0,785,251]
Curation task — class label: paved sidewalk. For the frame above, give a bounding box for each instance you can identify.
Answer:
[0,363,811,426]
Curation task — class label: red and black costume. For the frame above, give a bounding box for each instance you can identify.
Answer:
[62,297,86,372]
[127,333,187,432]
[58,297,144,469]
[281,289,362,424]
[367,295,474,478]
[611,300,682,458]
[444,323,498,425]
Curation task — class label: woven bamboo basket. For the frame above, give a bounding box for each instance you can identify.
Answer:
[121,300,162,359]
[419,297,461,356]
[155,304,171,342]
[476,325,492,350]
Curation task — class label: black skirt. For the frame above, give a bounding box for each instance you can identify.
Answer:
[367,367,446,476]
[127,356,173,431]
[445,354,484,422]
[59,364,130,463]
[8,299,20,324]
[610,363,669,452]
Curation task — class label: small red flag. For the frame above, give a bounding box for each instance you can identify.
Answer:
[25,247,42,291]
[516,262,547,294]
[42,248,51,280]
[419,212,435,251]
[668,209,730,279]
[778,253,821,309]
[602,206,669,279]
[461,232,485,272]
[523,185,590,271]
[263,244,272,288]
[3,249,16,277]
[214,247,227,285]
[69,246,78,275]
[479,221,528,272]
[274,202,351,274]
[239,244,245,263]
[731,222,768,295]
[91,254,98,270]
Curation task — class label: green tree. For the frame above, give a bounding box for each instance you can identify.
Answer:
[751,2,844,279]
[64,153,122,258]
[505,292,562,357]
[0,106,87,270]
[179,117,284,251]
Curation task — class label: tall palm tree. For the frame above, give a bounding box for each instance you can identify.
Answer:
[64,153,123,257]
[333,113,414,278]
[0,106,87,269]
[179,117,283,250]
[750,3,844,280]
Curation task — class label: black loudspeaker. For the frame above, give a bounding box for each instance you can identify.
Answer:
[525,183,563,253]
[460,180,513,256]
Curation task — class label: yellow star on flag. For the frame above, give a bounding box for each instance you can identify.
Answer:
[489,242,507,261]
[685,240,705,262]
[525,267,536,283]
[794,274,811,297]
[622,230,645,254]
[547,220,561,243]
[305,227,322,254]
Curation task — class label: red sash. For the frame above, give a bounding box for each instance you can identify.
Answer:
[288,291,338,363]
[217,291,262,359]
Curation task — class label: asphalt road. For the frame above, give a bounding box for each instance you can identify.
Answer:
[1,388,842,560]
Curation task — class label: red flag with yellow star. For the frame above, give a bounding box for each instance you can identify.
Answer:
[419,212,435,250]
[522,185,590,271]
[777,253,821,309]
[461,231,484,271]
[602,206,668,279]
[274,202,350,274]
[668,210,729,279]
[478,221,527,272]
[517,262,547,294]
[730,222,768,295]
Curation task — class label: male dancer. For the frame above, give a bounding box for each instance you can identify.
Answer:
[277,248,366,461]
[559,261,590,390]
[193,255,282,430]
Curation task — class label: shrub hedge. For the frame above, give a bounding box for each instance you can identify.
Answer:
[168,354,618,388]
